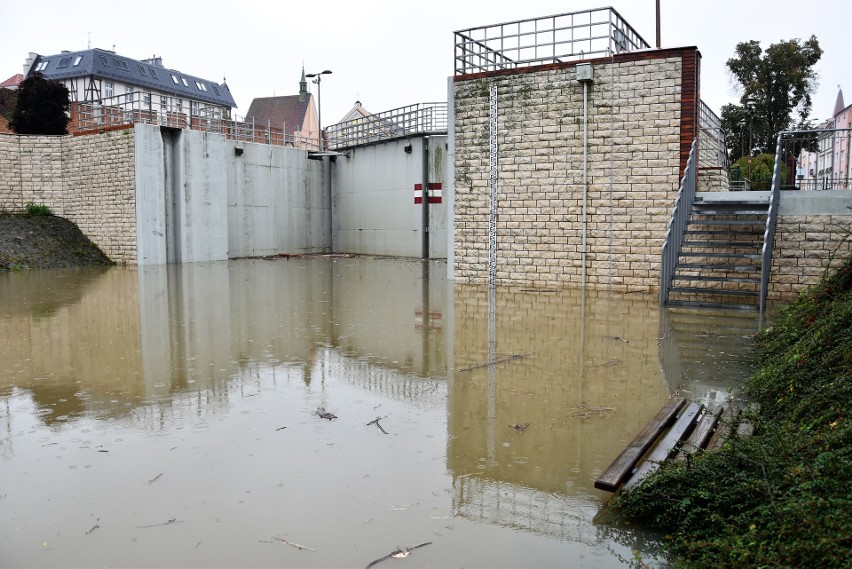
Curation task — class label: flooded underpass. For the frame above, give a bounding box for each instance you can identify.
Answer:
[0,257,759,568]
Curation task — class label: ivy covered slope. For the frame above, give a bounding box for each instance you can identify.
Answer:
[615,255,852,568]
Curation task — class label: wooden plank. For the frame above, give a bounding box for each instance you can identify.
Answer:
[676,405,723,459]
[594,398,686,492]
[706,401,738,450]
[622,402,703,492]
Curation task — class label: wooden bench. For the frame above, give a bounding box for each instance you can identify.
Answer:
[595,397,747,493]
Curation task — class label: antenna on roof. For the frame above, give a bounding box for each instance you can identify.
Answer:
[87,32,92,50]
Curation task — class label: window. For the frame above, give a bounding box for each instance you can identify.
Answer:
[114,59,129,71]
[138,65,147,77]
[190,101,197,116]
[212,85,220,96]
[150,68,159,80]
[143,92,151,106]
[176,99,182,112]
[195,81,207,91]
[35,61,49,71]
[101,55,110,66]
[57,57,71,69]
[73,56,82,66]
[160,96,167,110]
[171,74,179,84]
[125,86,134,104]
[181,77,189,87]
[105,81,114,98]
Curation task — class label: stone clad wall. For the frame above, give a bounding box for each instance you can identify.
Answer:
[770,215,852,300]
[452,49,697,290]
[0,130,137,263]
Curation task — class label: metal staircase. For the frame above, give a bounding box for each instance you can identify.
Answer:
[661,136,782,312]
[666,194,769,309]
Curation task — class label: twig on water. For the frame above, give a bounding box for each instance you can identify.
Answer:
[85,518,100,535]
[275,426,287,431]
[365,542,432,569]
[259,536,317,551]
[146,473,164,485]
[135,518,183,529]
[457,353,530,372]
[366,417,389,434]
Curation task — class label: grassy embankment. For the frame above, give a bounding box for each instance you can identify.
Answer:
[615,255,852,568]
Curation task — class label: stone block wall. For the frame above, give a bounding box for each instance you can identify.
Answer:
[770,215,852,300]
[0,130,137,263]
[452,48,699,290]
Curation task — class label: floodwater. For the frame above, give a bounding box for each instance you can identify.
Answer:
[0,257,759,568]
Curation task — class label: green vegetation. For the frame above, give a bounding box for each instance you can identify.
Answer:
[614,255,852,568]
[721,35,822,161]
[10,72,70,135]
[24,202,52,216]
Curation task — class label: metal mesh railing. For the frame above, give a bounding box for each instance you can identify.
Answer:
[454,7,649,75]
[71,93,322,150]
[699,100,727,169]
[325,102,447,150]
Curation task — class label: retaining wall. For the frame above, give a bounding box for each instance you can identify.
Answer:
[450,48,700,290]
[0,131,137,263]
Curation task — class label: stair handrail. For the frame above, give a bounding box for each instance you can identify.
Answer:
[759,133,783,313]
[660,139,698,305]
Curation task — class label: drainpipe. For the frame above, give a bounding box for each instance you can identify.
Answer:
[422,136,430,259]
[577,64,594,284]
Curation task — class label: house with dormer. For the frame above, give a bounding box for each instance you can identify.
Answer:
[23,48,236,132]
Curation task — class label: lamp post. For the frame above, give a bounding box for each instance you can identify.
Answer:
[306,70,332,149]
[745,96,756,180]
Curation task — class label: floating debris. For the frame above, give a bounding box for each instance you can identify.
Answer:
[85,518,100,535]
[275,426,287,431]
[365,542,432,569]
[260,536,316,551]
[567,401,616,419]
[509,422,530,433]
[135,518,182,529]
[457,353,530,372]
[146,473,164,485]
[366,417,389,434]
[316,407,337,420]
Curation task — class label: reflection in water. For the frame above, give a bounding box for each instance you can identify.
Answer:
[0,259,756,567]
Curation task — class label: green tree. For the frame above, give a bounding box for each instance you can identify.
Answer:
[720,36,822,161]
[9,72,70,135]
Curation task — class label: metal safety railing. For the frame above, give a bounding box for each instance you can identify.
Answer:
[325,102,447,150]
[660,139,698,306]
[71,93,322,151]
[699,100,727,169]
[783,127,852,191]
[454,7,649,75]
[760,134,783,313]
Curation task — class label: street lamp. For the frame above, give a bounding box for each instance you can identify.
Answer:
[305,70,332,149]
[745,96,756,180]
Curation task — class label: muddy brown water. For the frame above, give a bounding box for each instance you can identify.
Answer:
[0,258,759,568]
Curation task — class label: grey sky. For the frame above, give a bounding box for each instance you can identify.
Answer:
[1,1,848,126]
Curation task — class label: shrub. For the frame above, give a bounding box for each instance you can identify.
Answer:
[24,202,52,216]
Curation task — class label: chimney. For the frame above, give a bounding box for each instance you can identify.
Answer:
[24,52,37,76]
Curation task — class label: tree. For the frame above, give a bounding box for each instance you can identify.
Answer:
[720,36,822,162]
[9,72,70,135]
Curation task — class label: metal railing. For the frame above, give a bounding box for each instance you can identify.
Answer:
[795,177,852,191]
[325,102,447,150]
[760,134,783,314]
[71,93,322,150]
[454,7,649,75]
[784,127,852,191]
[660,139,698,306]
[699,100,727,169]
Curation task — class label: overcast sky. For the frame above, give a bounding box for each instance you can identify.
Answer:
[1,1,849,126]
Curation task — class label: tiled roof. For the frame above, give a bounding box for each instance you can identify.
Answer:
[0,74,23,89]
[29,49,236,108]
[0,115,12,134]
[244,95,312,135]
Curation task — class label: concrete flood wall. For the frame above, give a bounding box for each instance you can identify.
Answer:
[332,135,448,258]
[134,124,329,264]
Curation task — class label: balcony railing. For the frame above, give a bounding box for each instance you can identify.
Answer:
[699,100,727,169]
[71,93,322,151]
[325,102,447,150]
[454,7,649,75]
